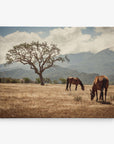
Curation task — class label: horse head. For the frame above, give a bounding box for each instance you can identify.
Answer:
[82,85,85,91]
[80,81,84,91]
[90,89,95,100]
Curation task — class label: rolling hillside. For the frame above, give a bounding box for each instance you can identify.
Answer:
[0,47,114,84]
[64,47,114,75]
[0,65,98,84]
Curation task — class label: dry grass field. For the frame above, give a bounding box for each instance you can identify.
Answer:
[0,83,114,118]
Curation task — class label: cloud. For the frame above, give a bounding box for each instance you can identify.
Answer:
[95,27,114,34]
[93,27,114,50]
[44,27,114,54]
[0,31,42,64]
[0,27,114,64]
[45,27,92,54]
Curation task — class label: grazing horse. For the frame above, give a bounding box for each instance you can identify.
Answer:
[90,75,109,102]
[66,77,84,91]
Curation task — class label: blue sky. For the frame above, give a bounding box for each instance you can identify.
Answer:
[82,27,101,37]
[0,27,56,38]
[0,27,98,38]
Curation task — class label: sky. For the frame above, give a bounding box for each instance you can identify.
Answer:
[0,27,114,64]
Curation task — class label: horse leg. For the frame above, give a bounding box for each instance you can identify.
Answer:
[100,91,102,100]
[75,85,77,91]
[69,83,71,91]
[101,90,103,101]
[105,88,107,102]
[100,90,103,100]
[66,84,68,91]
[96,91,98,101]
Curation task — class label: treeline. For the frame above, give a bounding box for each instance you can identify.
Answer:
[0,77,114,85]
[0,77,67,84]
[36,78,66,84]
[0,77,33,83]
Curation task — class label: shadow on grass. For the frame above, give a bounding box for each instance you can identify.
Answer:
[97,101,112,105]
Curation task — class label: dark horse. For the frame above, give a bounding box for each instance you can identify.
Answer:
[90,75,109,102]
[66,77,84,91]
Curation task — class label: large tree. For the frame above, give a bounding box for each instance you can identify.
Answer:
[6,41,68,85]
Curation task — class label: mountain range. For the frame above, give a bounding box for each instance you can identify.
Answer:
[60,47,114,75]
[0,47,114,84]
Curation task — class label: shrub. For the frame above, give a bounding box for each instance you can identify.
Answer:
[23,77,31,83]
[44,78,52,84]
[0,77,21,83]
[11,79,18,83]
[35,78,41,84]
[74,96,82,101]
[53,80,58,84]
[1,78,6,83]
[6,78,12,83]
[110,95,114,101]
[59,78,66,84]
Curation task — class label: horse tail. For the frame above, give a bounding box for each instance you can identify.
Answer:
[66,78,69,90]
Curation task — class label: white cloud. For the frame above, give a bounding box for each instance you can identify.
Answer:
[38,31,44,35]
[45,27,91,54]
[93,27,114,50]
[45,27,114,54]
[0,27,114,64]
[0,31,42,64]
[95,27,114,34]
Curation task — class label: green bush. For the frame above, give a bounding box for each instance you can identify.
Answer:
[59,78,66,84]
[35,78,41,84]
[6,78,12,83]
[0,77,13,83]
[11,79,18,83]
[23,77,31,83]
[44,78,52,84]
[53,80,58,84]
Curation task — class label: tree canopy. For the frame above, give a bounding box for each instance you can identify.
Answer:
[6,41,68,85]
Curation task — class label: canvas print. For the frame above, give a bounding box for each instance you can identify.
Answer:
[0,27,114,118]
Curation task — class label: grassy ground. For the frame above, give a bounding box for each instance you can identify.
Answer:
[0,83,114,118]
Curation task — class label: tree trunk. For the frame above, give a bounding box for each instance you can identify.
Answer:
[39,73,44,85]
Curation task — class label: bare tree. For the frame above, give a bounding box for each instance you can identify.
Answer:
[6,41,68,85]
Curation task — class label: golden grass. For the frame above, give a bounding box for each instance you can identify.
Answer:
[0,83,114,118]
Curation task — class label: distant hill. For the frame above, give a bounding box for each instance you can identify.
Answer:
[0,47,114,84]
[57,52,94,67]
[60,47,114,76]
[108,74,114,85]
[0,63,30,72]
[0,65,98,84]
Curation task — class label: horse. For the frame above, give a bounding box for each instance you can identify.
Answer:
[90,75,109,102]
[66,77,84,91]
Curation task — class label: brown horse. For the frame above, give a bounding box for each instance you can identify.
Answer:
[66,77,84,91]
[90,75,109,102]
